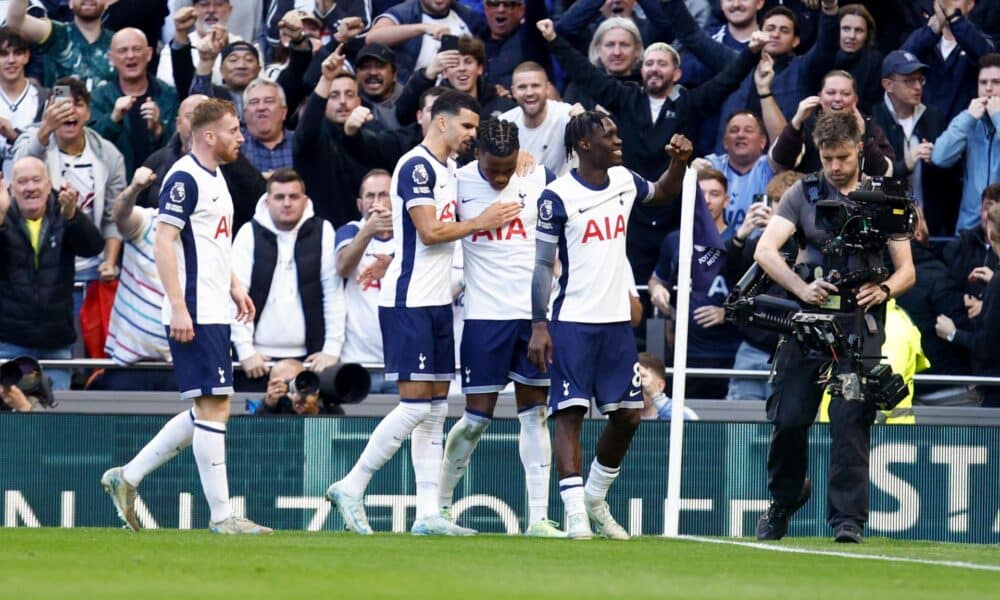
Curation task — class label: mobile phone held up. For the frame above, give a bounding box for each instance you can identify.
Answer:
[52,85,72,104]
[440,34,459,52]
[752,193,770,208]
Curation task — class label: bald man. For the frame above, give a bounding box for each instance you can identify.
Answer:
[0,157,104,390]
[90,27,179,177]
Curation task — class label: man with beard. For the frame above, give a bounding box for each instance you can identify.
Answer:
[538,18,766,284]
[478,0,551,89]
[664,0,763,88]
[293,47,369,228]
[90,28,179,178]
[355,43,403,130]
[159,0,244,89]
[325,91,521,536]
[101,98,272,536]
[240,79,293,176]
[367,0,484,85]
[500,61,579,175]
[770,70,895,176]
[5,0,114,88]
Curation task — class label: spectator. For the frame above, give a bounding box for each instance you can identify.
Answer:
[232,168,344,390]
[500,61,580,175]
[931,53,1000,233]
[264,1,372,53]
[538,18,764,284]
[834,4,882,113]
[561,17,643,111]
[896,206,971,392]
[89,28,179,178]
[556,0,668,61]
[478,0,551,88]
[692,109,781,230]
[254,358,342,415]
[663,0,762,88]
[0,28,45,181]
[355,43,403,129]
[4,0,114,88]
[175,0,263,45]
[292,50,369,227]
[637,352,698,420]
[158,0,244,89]
[0,156,104,390]
[366,0,484,85]
[770,69,895,176]
[648,168,739,400]
[935,202,1000,407]
[335,169,397,394]
[941,183,1000,321]
[340,85,447,171]
[102,1,170,67]
[240,78,293,176]
[901,0,995,122]
[100,166,178,391]
[872,49,957,234]
[13,77,125,308]
[191,37,262,117]
[724,170,803,401]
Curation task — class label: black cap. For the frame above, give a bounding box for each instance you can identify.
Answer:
[881,50,928,78]
[355,43,395,66]
[221,40,259,62]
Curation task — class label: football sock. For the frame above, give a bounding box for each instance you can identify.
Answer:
[411,399,447,519]
[438,410,492,509]
[559,475,586,518]
[192,419,232,523]
[338,400,432,498]
[122,409,195,486]
[518,405,551,524]
[584,458,621,502]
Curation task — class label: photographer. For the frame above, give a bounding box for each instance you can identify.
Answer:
[254,359,341,416]
[752,110,915,544]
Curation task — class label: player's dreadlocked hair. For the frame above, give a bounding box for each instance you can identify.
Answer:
[564,110,608,161]
[477,117,519,157]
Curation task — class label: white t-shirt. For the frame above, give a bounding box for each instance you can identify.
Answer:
[456,161,550,320]
[536,167,654,323]
[0,82,40,180]
[157,153,235,325]
[500,100,575,175]
[335,219,395,364]
[379,144,458,308]
[59,144,102,276]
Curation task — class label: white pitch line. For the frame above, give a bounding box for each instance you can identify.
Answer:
[680,535,1000,573]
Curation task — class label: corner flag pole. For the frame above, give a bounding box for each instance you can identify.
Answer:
[665,167,697,537]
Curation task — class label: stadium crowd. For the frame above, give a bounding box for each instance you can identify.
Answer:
[1,0,1000,414]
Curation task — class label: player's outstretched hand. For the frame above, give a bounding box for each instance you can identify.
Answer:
[231,284,256,324]
[527,322,552,373]
[478,201,521,230]
[170,306,195,343]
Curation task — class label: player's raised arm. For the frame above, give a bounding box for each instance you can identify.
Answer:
[408,201,521,246]
[645,134,694,205]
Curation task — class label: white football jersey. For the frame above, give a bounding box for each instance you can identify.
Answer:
[536,167,653,323]
[456,161,551,320]
[500,100,575,175]
[336,220,395,364]
[379,145,458,308]
[157,153,235,325]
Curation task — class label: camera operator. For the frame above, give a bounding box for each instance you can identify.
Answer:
[752,110,915,544]
[255,358,341,416]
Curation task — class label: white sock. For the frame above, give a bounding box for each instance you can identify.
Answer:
[122,409,194,486]
[192,419,232,523]
[559,476,585,517]
[411,399,447,519]
[518,405,552,524]
[439,411,492,509]
[338,400,432,498]
[583,458,621,502]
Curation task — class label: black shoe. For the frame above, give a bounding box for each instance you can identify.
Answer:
[834,522,863,544]
[755,478,812,541]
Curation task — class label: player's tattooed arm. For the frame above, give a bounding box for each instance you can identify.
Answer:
[646,134,694,205]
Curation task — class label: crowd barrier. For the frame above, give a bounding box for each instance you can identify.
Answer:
[2,414,997,543]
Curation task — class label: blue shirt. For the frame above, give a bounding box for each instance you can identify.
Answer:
[708,153,775,229]
[240,128,294,174]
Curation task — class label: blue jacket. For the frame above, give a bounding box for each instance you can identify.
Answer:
[931,109,1000,232]
[377,0,485,84]
[901,17,995,121]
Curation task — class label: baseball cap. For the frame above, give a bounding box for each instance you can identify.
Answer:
[355,43,395,66]
[881,50,928,78]
[221,40,259,62]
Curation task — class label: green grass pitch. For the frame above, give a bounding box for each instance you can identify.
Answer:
[1,529,997,599]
